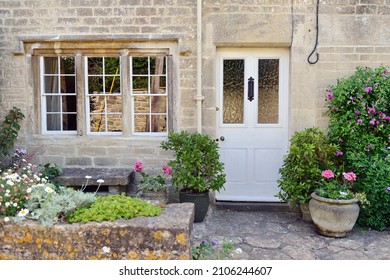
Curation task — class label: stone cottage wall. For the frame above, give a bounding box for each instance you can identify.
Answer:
[0,0,389,171]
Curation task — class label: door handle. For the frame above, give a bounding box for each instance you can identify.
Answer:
[248,77,254,102]
[219,136,225,141]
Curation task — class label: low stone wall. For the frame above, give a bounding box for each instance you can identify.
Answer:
[0,203,194,260]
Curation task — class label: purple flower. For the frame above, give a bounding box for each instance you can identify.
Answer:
[335,151,344,156]
[355,110,360,115]
[361,102,366,106]
[338,139,343,145]
[332,106,338,111]
[357,119,363,124]
[370,119,376,125]
[384,69,389,76]
[386,186,390,192]
[364,86,373,93]
[367,106,376,114]
[211,241,219,246]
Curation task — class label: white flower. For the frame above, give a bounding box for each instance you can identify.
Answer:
[26,188,32,193]
[6,189,10,193]
[85,175,92,179]
[97,179,104,184]
[235,248,243,254]
[4,217,10,222]
[45,186,55,193]
[18,209,29,217]
[4,193,10,197]
[13,203,17,207]
[5,202,10,207]
[0,184,4,188]
[41,178,47,183]
[6,180,14,186]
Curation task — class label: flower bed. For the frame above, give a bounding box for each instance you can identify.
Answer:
[0,203,194,260]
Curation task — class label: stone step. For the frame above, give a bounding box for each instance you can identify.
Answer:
[54,168,135,195]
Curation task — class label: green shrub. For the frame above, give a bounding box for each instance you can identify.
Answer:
[325,65,390,230]
[24,184,96,227]
[66,193,162,223]
[276,127,339,204]
[0,107,25,158]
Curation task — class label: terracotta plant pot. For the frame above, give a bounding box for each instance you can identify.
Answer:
[309,192,360,238]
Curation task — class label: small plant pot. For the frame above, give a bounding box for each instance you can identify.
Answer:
[139,189,168,206]
[309,192,360,238]
[179,190,209,223]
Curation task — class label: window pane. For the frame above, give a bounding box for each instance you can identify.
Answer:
[88,57,103,75]
[134,96,150,113]
[88,77,103,94]
[63,113,77,130]
[150,76,166,94]
[44,76,58,93]
[258,59,279,124]
[62,96,77,112]
[60,57,75,74]
[150,56,166,75]
[61,76,75,93]
[105,57,120,75]
[151,96,166,113]
[106,96,122,113]
[133,76,148,94]
[134,115,148,132]
[47,114,61,130]
[223,59,244,124]
[44,57,58,74]
[132,57,148,74]
[107,114,122,132]
[46,96,61,112]
[105,76,120,94]
[90,114,106,132]
[90,96,105,113]
[151,115,167,132]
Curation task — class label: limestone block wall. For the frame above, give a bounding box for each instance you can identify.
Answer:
[0,0,389,169]
[0,203,194,260]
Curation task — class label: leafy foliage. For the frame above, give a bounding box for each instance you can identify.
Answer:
[276,127,339,204]
[325,66,390,230]
[192,239,234,260]
[160,130,226,194]
[0,107,25,158]
[66,193,162,223]
[24,184,96,227]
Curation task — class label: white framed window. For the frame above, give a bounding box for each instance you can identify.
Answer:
[86,56,122,134]
[131,56,168,135]
[40,56,77,134]
[38,52,170,136]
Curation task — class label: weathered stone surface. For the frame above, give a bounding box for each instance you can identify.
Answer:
[0,203,194,260]
[245,235,281,249]
[55,168,134,186]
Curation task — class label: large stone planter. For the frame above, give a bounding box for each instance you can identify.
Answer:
[0,203,194,260]
[309,192,360,238]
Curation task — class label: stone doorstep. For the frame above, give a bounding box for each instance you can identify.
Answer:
[54,168,134,194]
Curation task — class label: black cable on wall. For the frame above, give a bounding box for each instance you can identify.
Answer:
[307,0,320,64]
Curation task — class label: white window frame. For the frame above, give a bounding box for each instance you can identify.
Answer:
[40,56,77,135]
[85,56,123,136]
[130,56,169,136]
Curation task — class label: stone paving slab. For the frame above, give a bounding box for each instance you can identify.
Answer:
[191,207,390,260]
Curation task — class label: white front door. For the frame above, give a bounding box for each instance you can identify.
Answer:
[215,48,289,202]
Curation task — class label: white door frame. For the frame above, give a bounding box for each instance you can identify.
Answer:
[215,48,289,202]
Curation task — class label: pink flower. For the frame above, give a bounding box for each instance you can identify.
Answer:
[321,170,334,179]
[133,160,144,173]
[357,119,363,124]
[343,172,357,182]
[162,165,172,176]
[335,151,344,156]
[370,119,376,125]
[364,86,373,93]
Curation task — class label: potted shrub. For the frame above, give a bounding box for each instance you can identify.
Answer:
[276,127,339,221]
[132,160,172,205]
[309,169,365,237]
[160,130,226,222]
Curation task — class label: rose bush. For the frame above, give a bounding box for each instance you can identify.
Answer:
[325,65,390,230]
